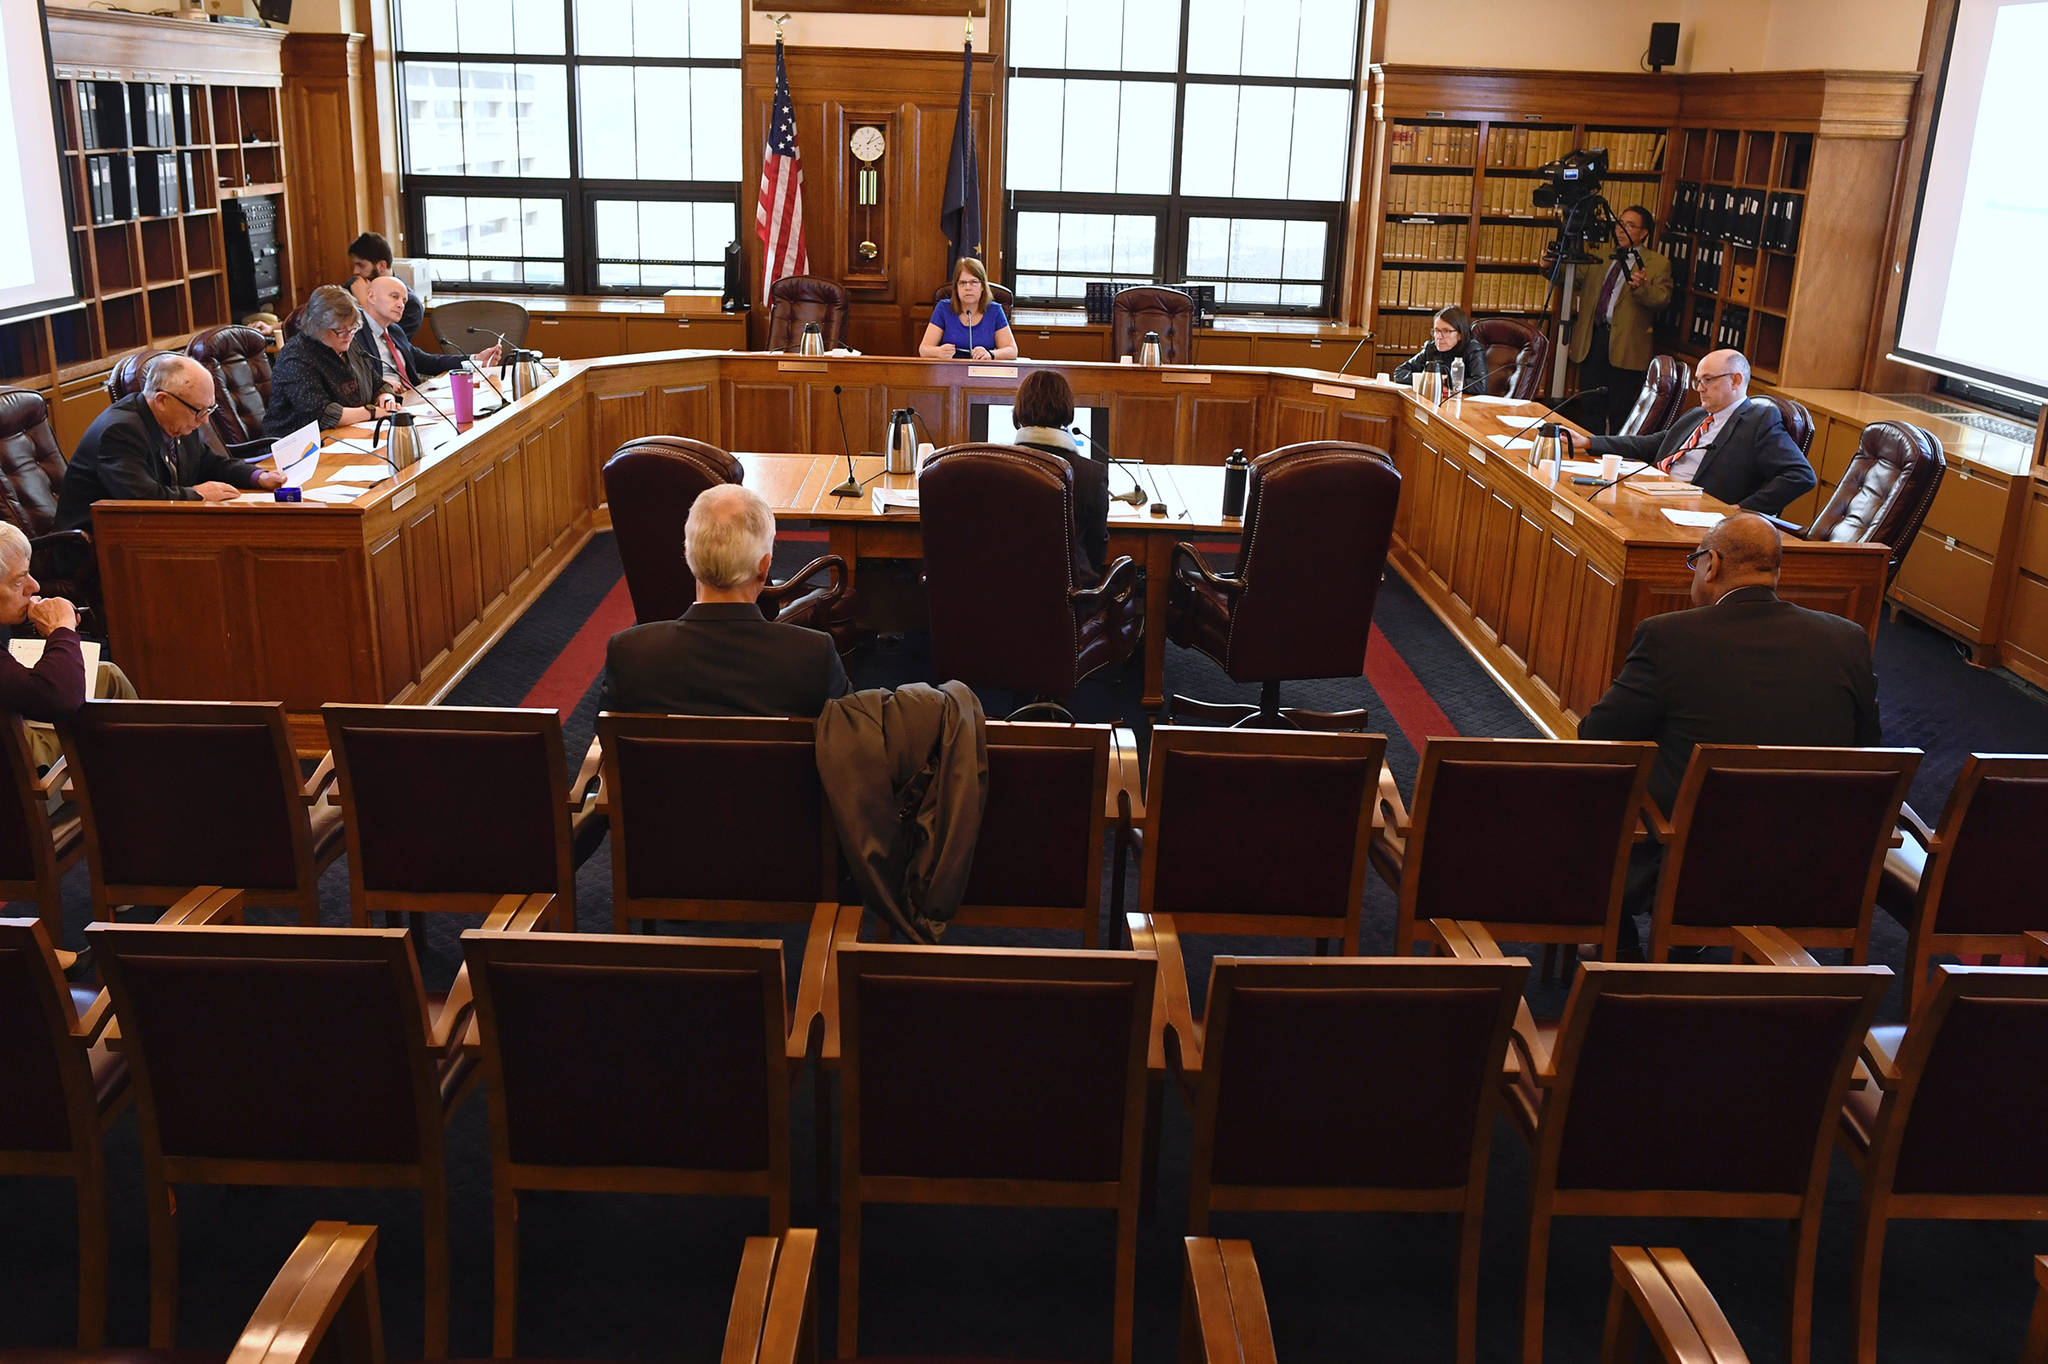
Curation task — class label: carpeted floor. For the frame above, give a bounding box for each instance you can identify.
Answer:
[8,530,2048,1362]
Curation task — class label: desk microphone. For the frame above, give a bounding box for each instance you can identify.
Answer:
[828,384,863,499]
[1334,330,1375,376]
[438,338,507,415]
[1076,427,1147,507]
[1524,385,1608,427]
[391,369,459,433]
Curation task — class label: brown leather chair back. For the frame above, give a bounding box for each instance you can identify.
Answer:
[919,443,1086,698]
[426,298,531,352]
[1618,354,1690,436]
[0,387,70,540]
[603,436,744,624]
[1222,441,1400,684]
[103,348,174,402]
[0,918,93,1155]
[1470,316,1549,400]
[1755,393,1814,456]
[1110,286,1195,363]
[932,281,1015,313]
[764,275,849,352]
[187,323,274,445]
[1806,420,1945,587]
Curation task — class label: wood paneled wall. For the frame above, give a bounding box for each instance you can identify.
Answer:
[741,43,1002,357]
[281,33,372,306]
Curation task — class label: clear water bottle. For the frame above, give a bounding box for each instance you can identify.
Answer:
[1447,357,1465,401]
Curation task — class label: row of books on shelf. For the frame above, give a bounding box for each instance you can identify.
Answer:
[1586,131,1666,174]
[75,80,202,152]
[1687,300,1749,351]
[1667,182,1803,251]
[85,150,202,225]
[1390,123,1478,166]
[1381,221,1467,263]
[1385,173,1474,216]
[1486,127,1575,169]
[1476,223,1553,264]
[1377,268,1464,310]
[1376,313,1436,350]
[1472,271,1552,313]
[1480,176,1561,219]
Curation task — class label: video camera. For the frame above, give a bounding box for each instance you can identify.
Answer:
[1532,147,1609,212]
[1535,147,1621,271]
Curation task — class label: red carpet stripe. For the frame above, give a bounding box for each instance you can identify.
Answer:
[520,578,637,713]
[1364,623,1458,749]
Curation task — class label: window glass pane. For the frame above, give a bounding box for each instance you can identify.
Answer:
[401,62,466,175]
[525,261,565,285]
[1224,281,1281,305]
[1281,220,1325,279]
[1186,217,1230,276]
[421,195,566,282]
[1297,0,1356,78]
[1006,79,1064,191]
[690,69,742,181]
[1281,283,1320,307]
[509,0,564,54]
[641,200,693,260]
[592,198,736,283]
[1060,211,1113,274]
[595,199,637,257]
[1238,0,1301,77]
[575,0,631,55]
[1115,81,1174,195]
[632,0,690,57]
[455,0,511,48]
[577,70,636,178]
[598,263,639,287]
[688,0,741,57]
[1286,88,1349,200]
[1121,0,1180,72]
[397,0,457,51]
[635,68,693,177]
[1231,85,1293,200]
[1185,0,1242,75]
[1018,272,1059,296]
[439,64,566,177]
[1016,211,1060,271]
[1227,217,1284,279]
[1179,84,1237,197]
[1058,80,1120,194]
[695,201,736,258]
[1009,0,1067,67]
[522,197,563,256]
[422,195,469,253]
[1065,2,1123,69]
[1112,215,1155,273]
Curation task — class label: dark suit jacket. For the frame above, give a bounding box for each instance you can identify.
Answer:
[355,318,465,390]
[1578,585,1883,813]
[602,602,850,717]
[55,396,266,532]
[1588,398,1815,514]
[1016,431,1110,584]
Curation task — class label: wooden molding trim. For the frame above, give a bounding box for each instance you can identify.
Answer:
[281,31,363,81]
[47,7,282,86]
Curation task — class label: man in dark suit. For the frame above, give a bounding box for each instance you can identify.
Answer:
[55,355,284,533]
[355,277,500,393]
[1587,349,1815,515]
[603,483,849,717]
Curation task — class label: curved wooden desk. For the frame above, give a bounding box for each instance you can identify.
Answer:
[88,351,1886,748]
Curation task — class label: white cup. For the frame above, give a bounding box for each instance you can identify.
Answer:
[1376,372,1393,384]
[1118,354,1134,365]
[1600,453,1622,480]
[917,441,935,463]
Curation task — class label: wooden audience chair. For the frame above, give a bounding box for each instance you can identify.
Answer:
[323,704,602,932]
[2030,1256,2048,1364]
[88,906,510,1356]
[1180,1238,1277,1364]
[1878,753,2048,1013]
[1375,737,1656,962]
[1830,955,2048,1364]
[836,943,1155,1363]
[1174,954,1528,1364]
[950,721,1115,946]
[1137,726,1385,954]
[1647,744,1921,963]
[58,700,343,925]
[461,928,800,1356]
[1599,1246,1752,1364]
[0,714,86,952]
[0,915,126,1345]
[1502,957,1888,1364]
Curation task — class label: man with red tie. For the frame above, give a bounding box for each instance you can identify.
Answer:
[1587,349,1815,515]
[353,276,500,393]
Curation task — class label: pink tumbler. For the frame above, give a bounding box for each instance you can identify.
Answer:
[450,371,475,424]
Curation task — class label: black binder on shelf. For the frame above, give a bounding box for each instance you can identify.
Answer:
[75,83,96,150]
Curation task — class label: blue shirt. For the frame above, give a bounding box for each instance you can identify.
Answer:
[929,300,1008,354]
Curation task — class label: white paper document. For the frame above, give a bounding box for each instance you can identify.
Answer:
[302,485,365,504]
[871,487,919,514]
[1487,434,1534,450]
[1463,394,1519,404]
[10,636,101,677]
[271,420,321,478]
[1662,508,1726,528]
[1496,414,1548,429]
[323,464,395,485]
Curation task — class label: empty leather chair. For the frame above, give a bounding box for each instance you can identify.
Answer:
[602,436,845,629]
[1787,420,1945,586]
[933,280,1015,312]
[1758,392,1816,456]
[1167,441,1401,727]
[918,442,1141,715]
[186,322,275,446]
[1616,354,1690,437]
[1471,316,1549,400]
[1109,286,1194,363]
[764,275,849,352]
[426,297,531,352]
[0,387,99,625]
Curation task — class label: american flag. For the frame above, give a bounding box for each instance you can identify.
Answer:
[755,39,808,298]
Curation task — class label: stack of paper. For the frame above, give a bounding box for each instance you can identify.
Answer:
[1662,509,1725,528]
[872,488,919,515]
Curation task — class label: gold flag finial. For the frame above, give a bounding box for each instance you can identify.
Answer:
[769,11,790,41]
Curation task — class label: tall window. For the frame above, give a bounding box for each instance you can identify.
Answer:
[1005,0,1361,314]
[395,0,742,293]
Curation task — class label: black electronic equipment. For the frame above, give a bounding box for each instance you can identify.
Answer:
[1647,23,1680,72]
[223,194,283,317]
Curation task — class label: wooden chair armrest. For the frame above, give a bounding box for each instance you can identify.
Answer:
[1108,726,1144,824]
[226,1221,383,1364]
[1182,1238,1276,1364]
[759,553,847,620]
[1635,803,1674,844]
[1732,925,1820,968]
[1646,1246,1752,1363]
[788,902,838,1063]
[34,754,68,796]
[71,986,114,1043]
[1860,1028,1902,1086]
[749,1228,820,1364]
[2024,931,2048,967]
[1070,554,1140,612]
[1603,1246,1725,1364]
[721,1237,780,1364]
[1896,801,1937,850]
[815,904,865,1064]
[157,886,246,926]
[480,892,554,933]
[1127,911,1201,1078]
[1376,762,1411,837]
[1424,918,1479,957]
[571,736,604,811]
[1456,919,1507,957]
[302,751,337,805]
[1170,540,1241,593]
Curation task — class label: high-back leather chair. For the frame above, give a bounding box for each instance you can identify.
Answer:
[932,280,1015,313]
[1109,286,1194,363]
[1617,355,1690,437]
[1795,420,1946,586]
[918,442,1141,712]
[1471,316,1549,400]
[1756,392,1815,456]
[764,275,849,352]
[602,436,845,630]
[102,347,171,402]
[426,297,531,352]
[0,387,101,624]
[186,323,274,446]
[1166,441,1401,727]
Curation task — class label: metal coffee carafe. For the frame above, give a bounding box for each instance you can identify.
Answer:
[1136,330,1163,367]
[799,321,825,356]
[1531,422,1578,484]
[1413,368,1443,404]
[501,347,547,399]
[371,409,424,471]
[886,407,919,475]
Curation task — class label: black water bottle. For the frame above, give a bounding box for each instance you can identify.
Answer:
[1221,449,1249,519]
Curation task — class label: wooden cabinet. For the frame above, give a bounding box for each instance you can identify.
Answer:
[1016,326,1107,364]
[622,314,747,354]
[527,314,626,360]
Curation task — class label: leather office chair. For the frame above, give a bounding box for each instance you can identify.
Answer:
[932,280,1015,312]
[1616,354,1690,437]
[1166,441,1401,728]
[427,297,530,352]
[601,436,845,630]
[1471,316,1549,400]
[187,322,275,446]
[1757,392,1816,456]
[918,442,1141,716]
[103,346,170,402]
[1786,420,1946,586]
[764,274,849,352]
[0,387,99,624]
[115,344,271,465]
[1109,286,1194,364]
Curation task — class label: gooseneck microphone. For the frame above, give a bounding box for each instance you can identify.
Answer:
[828,384,863,499]
[1076,426,1148,507]
[1334,330,1375,376]
[391,369,458,432]
[1524,385,1609,427]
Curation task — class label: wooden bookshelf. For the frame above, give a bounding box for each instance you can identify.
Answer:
[0,10,292,450]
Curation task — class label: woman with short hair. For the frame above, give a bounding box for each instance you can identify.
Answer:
[264,284,398,436]
[1010,369,1109,584]
[1391,305,1490,395]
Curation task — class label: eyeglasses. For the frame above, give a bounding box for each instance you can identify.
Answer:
[1693,370,1735,389]
[165,390,217,418]
[1684,546,1715,568]
[330,323,362,341]
[1431,326,1459,337]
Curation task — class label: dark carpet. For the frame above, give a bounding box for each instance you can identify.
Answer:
[7,531,2048,1362]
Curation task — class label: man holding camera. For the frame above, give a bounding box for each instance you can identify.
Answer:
[1548,205,1671,435]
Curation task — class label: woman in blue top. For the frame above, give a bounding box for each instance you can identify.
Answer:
[918,257,1018,360]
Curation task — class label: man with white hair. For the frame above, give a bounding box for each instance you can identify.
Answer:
[603,483,848,716]
[55,354,284,532]
[355,275,499,390]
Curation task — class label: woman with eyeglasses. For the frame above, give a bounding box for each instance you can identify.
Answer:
[1390,306,1490,395]
[264,284,400,437]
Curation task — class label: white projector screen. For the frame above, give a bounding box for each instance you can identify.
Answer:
[1894,0,2048,401]
[0,0,75,323]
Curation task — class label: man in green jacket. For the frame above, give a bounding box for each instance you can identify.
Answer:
[1553,204,1673,435]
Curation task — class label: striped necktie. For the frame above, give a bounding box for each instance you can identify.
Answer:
[1658,414,1712,472]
